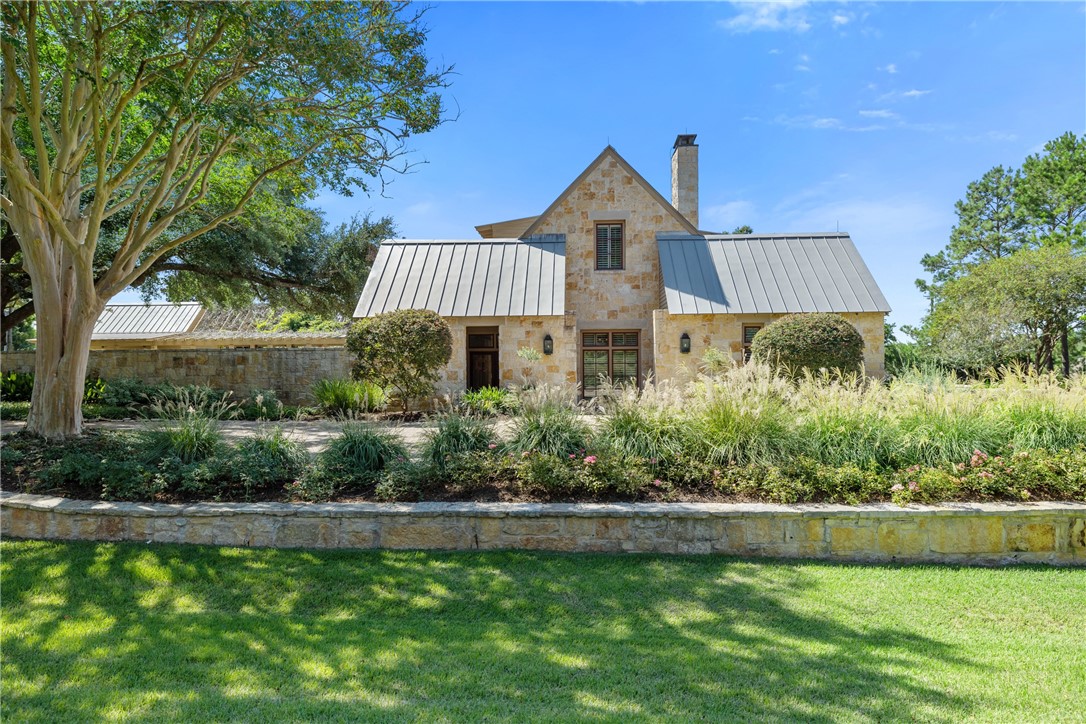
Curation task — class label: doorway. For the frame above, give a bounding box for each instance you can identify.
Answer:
[466,327,499,390]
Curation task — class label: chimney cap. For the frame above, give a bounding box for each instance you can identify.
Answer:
[673,133,698,149]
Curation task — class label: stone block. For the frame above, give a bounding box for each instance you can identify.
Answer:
[595,518,631,540]
[744,517,786,545]
[96,516,127,541]
[829,525,877,555]
[502,518,562,537]
[274,519,338,548]
[1006,523,1056,553]
[786,518,825,544]
[928,517,1004,555]
[877,522,927,557]
[340,519,379,549]
[382,523,468,550]
[1070,519,1086,549]
[7,508,46,538]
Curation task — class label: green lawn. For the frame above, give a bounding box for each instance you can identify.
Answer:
[2,541,1084,722]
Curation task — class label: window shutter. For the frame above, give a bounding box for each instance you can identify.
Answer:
[595,223,623,270]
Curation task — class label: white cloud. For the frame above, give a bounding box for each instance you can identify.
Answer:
[832,14,850,26]
[876,89,932,102]
[879,63,898,74]
[859,109,898,119]
[962,131,1019,143]
[703,200,756,231]
[771,115,886,132]
[768,48,781,55]
[719,1,811,33]
[795,64,811,72]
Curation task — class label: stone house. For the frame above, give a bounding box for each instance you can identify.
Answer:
[354,134,891,396]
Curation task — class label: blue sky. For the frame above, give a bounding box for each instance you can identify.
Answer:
[131,1,1086,331]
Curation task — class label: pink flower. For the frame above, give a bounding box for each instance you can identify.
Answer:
[970,449,989,467]
[488,443,498,449]
[891,484,904,492]
[977,471,994,479]
[521,451,530,457]
[649,458,658,465]
[569,454,576,459]
[653,479,663,486]
[908,481,919,492]
[583,455,597,464]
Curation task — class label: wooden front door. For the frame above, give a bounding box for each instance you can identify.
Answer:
[466,327,499,390]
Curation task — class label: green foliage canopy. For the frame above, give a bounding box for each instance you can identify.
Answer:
[346,309,452,411]
[749,313,865,376]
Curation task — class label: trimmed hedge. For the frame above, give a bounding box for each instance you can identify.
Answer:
[750,313,864,376]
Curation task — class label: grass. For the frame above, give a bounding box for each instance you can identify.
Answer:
[3,540,1084,721]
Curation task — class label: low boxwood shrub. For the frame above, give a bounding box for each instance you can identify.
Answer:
[750,313,865,377]
[230,428,309,498]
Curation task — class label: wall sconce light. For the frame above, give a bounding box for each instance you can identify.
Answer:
[543,334,554,355]
[679,333,691,354]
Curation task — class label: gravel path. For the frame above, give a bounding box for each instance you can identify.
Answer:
[0,418,517,454]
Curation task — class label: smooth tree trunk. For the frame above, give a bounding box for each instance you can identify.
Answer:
[6,175,102,440]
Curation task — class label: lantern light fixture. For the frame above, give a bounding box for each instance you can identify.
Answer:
[679,333,691,354]
[543,334,554,355]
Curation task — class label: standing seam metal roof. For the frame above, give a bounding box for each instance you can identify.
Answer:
[353,237,567,318]
[92,303,205,339]
[657,233,891,315]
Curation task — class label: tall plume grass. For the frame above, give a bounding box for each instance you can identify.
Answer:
[665,363,1086,470]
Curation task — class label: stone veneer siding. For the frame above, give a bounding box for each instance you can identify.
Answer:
[3,493,1083,565]
[438,316,577,394]
[1,348,351,404]
[653,310,887,382]
[532,153,694,384]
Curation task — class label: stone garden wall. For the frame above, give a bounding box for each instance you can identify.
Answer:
[3,493,1083,566]
[1,348,351,404]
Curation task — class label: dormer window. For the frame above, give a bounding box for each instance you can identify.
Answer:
[595,222,624,270]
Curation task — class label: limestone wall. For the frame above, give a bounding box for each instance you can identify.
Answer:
[532,153,692,381]
[1,348,351,404]
[438,316,578,394]
[653,310,886,381]
[3,493,1082,565]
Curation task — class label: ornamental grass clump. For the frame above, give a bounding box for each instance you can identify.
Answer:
[423,411,497,472]
[312,378,387,415]
[507,384,592,458]
[681,364,798,465]
[789,371,896,469]
[304,422,408,497]
[594,382,686,464]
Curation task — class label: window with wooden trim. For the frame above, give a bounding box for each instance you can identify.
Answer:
[581,330,639,396]
[742,324,762,362]
[595,223,624,270]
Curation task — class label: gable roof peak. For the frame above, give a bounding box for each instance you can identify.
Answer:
[519,144,698,238]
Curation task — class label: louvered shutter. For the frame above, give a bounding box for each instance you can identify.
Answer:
[595,224,623,270]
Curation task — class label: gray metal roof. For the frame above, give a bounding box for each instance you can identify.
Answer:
[93,303,205,339]
[354,237,566,318]
[657,232,891,315]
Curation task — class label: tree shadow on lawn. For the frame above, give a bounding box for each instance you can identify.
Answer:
[2,541,995,721]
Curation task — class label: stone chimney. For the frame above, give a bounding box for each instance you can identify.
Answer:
[671,134,698,228]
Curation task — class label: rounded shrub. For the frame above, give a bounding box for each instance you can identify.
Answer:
[749,313,865,377]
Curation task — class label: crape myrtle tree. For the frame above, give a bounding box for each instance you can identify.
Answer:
[1,1,447,438]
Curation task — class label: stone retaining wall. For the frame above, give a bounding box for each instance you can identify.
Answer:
[1,348,351,404]
[3,493,1083,565]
